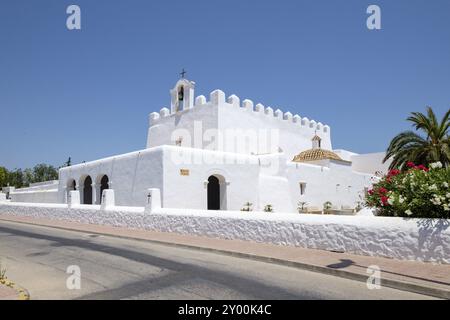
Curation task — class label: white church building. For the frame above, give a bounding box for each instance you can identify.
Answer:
[9,78,390,213]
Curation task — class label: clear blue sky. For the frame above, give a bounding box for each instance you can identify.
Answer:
[1,0,449,169]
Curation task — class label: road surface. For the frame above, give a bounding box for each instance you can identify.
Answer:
[0,220,435,300]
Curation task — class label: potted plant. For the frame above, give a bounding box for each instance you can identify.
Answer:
[297,201,308,213]
[241,202,253,212]
[323,201,332,214]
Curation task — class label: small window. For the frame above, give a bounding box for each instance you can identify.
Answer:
[299,182,306,195]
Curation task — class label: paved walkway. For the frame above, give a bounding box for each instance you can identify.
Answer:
[0,214,449,299]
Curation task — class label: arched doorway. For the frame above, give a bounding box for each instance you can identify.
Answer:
[207,175,226,210]
[100,175,109,203]
[83,176,93,205]
[207,176,220,210]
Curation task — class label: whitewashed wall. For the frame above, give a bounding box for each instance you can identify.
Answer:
[10,180,59,203]
[333,149,359,162]
[146,101,219,150]
[0,202,449,264]
[287,161,373,209]
[147,88,332,161]
[351,152,392,175]
[54,145,374,212]
[162,147,261,211]
[218,99,331,161]
[14,180,59,192]
[58,147,165,206]
[10,190,59,203]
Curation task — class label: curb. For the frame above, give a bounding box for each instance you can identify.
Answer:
[127,241,450,300]
[1,217,449,300]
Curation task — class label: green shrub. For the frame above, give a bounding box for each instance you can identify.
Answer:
[323,201,332,211]
[365,161,450,218]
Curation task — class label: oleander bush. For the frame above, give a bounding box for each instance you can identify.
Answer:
[365,161,450,218]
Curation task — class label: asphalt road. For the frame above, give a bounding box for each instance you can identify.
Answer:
[0,220,436,300]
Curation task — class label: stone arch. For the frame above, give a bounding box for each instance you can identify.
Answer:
[206,174,227,210]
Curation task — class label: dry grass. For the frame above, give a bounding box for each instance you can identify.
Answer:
[0,260,6,279]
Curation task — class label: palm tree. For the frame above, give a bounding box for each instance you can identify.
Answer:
[383,107,450,170]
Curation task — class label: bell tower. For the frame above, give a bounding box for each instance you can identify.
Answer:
[170,71,195,113]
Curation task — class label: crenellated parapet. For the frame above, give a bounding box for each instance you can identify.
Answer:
[149,85,331,135]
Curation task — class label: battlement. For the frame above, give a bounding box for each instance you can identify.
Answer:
[149,87,330,135]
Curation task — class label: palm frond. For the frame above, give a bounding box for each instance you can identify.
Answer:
[385,106,450,169]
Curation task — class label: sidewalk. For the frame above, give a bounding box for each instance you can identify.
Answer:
[0,279,29,300]
[0,214,449,299]
[0,284,18,300]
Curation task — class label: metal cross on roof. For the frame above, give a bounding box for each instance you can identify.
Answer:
[180,68,187,78]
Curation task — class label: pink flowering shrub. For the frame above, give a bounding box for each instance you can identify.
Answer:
[365,162,450,218]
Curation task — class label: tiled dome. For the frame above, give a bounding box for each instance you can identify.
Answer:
[292,148,343,162]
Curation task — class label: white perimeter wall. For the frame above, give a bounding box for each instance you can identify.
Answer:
[0,202,449,264]
[10,180,59,204]
[10,190,58,204]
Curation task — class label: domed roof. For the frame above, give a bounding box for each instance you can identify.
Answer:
[292,148,343,162]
